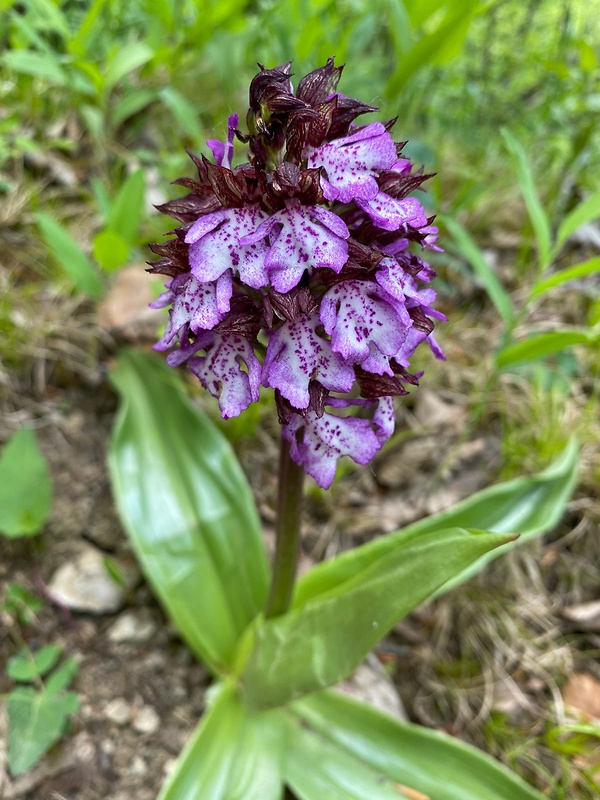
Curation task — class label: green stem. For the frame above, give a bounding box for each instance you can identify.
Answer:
[264,436,305,618]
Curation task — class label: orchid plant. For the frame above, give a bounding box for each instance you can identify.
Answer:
[109,61,579,800]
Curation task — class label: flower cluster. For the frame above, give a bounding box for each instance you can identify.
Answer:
[149,60,444,489]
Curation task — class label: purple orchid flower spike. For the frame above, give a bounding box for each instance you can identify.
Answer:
[148,59,444,489]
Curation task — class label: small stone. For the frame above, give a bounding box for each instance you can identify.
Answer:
[107,609,157,643]
[563,601,600,631]
[563,672,600,720]
[133,705,160,735]
[163,758,177,776]
[336,658,407,720]
[104,698,131,726]
[129,756,147,776]
[48,544,139,614]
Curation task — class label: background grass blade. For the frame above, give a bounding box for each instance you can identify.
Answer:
[556,188,600,251]
[443,214,514,326]
[502,128,552,269]
[109,350,269,674]
[241,528,512,710]
[292,691,545,800]
[36,213,104,298]
[531,256,600,296]
[496,329,599,367]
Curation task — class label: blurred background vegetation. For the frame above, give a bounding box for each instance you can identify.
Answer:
[1,0,600,796]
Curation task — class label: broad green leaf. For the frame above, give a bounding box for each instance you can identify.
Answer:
[556,188,600,251]
[0,428,52,538]
[105,43,154,92]
[292,691,545,800]
[158,682,284,800]
[3,50,68,86]
[296,438,578,604]
[502,129,552,269]
[27,0,70,39]
[7,687,77,776]
[93,229,129,271]
[107,169,145,245]
[242,528,512,709]
[7,644,62,682]
[45,657,79,695]
[442,214,514,326]
[531,256,600,296]
[109,350,269,674]
[285,716,407,799]
[36,213,104,298]
[496,329,599,367]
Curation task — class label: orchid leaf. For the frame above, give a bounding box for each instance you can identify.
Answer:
[109,349,269,675]
[241,528,512,710]
[158,682,285,800]
[289,691,545,800]
[295,437,578,605]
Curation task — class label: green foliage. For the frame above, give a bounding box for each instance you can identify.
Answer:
[241,528,512,710]
[108,351,579,797]
[3,583,43,625]
[6,645,79,776]
[108,349,270,675]
[0,428,53,538]
[290,691,545,800]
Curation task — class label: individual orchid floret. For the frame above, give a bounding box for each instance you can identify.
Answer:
[320,280,411,374]
[148,58,444,488]
[239,201,349,292]
[186,206,270,289]
[282,397,394,489]
[306,122,397,202]
[187,331,261,419]
[262,314,355,409]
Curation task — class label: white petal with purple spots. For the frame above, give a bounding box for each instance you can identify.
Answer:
[306,122,397,203]
[188,331,261,419]
[356,194,428,232]
[320,280,411,374]
[282,397,391,489]
[262,315,355,409]
[240,202,349,293]
[186,206,270,289]
[152,273,232,351]
[376,257,436,307]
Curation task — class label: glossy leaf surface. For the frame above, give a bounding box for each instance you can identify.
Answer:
[295,438,578,604]
[291,691,545,800]
[158,683,284,800]
[242,528,512,709]
[109,349,269,674]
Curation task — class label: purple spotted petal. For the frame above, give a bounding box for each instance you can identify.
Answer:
[149,283,175,310]
[320,280,411,374]
[187,331,261,419]
[376,257,436,308]
[356,193,428,232]
[206,113,239,168]
[240,202,349,293]
[283,403,381,489]
[262,314,355,408]
[186,205,270,289]
[372,395,395,444]
[153,273,232,351]
[306,122,397,202]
